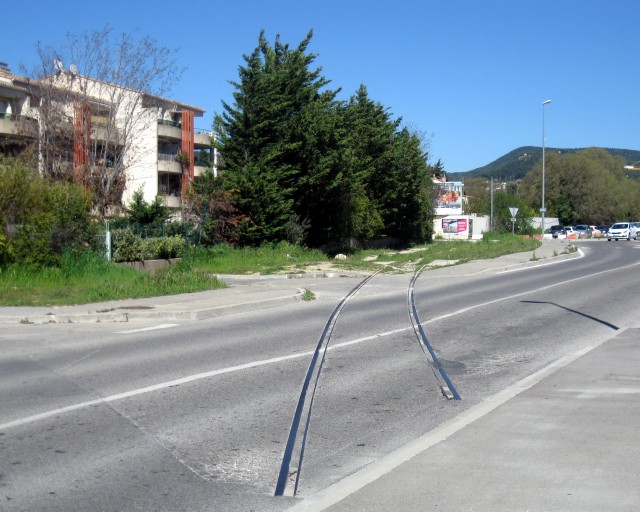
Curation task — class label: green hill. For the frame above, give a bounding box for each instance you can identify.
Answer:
[447,147,640,181]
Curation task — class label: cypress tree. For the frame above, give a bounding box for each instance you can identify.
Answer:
[214,30,339,245]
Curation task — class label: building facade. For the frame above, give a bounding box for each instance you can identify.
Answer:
[0,61,215,215]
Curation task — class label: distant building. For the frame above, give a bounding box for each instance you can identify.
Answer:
[0,61,215,215]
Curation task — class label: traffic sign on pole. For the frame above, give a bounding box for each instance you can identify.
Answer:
[509,207,518,234]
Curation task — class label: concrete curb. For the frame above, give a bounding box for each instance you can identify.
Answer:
[1,293,304,325]
[481,248,581,274]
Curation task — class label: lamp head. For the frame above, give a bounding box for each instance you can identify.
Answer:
[542,100,552,105]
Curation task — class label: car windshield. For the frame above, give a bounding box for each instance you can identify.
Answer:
[611,223,628,229]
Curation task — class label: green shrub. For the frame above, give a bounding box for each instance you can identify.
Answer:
[0,231,14,266]
[111,228,185,262]
[123,188,170,225]
[0,156,93,267]
[112,228,145,262]
[11,223,62,267]
[155,235,185,259]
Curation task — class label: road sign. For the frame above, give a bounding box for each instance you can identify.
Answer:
[509,207,519,234]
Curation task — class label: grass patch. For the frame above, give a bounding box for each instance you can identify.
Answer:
[328,232,541,272]
[0,234,540,306]
[0,251,225,306]
[186,242,331,275]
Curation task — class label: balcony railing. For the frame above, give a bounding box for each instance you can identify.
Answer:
[158,119,181,128]
[0,114,38,137]
[91,115,109,126]
[163,194,182,208]
[157,121,212,133]
[0,113,36,122]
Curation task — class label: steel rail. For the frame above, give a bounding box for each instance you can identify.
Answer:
[274,271,381,497]
[408,265,461,400]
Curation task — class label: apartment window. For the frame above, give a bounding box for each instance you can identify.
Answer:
[158,173,181,196]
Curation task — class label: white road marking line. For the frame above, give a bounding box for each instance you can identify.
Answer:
[0,350,309,431]
[116,324,179,334]
[497,248,585,273]
[0,334,398,431]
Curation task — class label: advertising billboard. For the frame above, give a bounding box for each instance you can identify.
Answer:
[442,217,468,237]
[435,181,463,215]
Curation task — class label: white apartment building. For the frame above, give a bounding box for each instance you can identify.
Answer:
[0,61,214,214]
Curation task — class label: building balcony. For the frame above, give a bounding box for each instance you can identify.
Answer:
[0,114,37,138]
[157,120,213,149]
[157,120,182,141]
[194,129,212,147]
[157,153,182,173]
[90,124,124,145]
[162,194,181,208]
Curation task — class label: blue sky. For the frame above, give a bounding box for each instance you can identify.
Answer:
[4,0,639,172]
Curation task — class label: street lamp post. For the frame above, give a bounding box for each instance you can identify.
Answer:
[541,99,552,239]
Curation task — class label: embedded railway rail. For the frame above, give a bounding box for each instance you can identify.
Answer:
[274,267,461,497]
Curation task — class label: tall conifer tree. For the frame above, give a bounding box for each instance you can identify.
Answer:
[214,30,339,245]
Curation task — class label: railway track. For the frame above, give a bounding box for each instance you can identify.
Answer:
[275,268,460,497]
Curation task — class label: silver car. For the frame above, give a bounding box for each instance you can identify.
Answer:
[573,224,592,238]
[607,222,637,241]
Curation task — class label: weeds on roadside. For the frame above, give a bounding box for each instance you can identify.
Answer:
[0,234,541,306]
[329,232,541,272]
[301,288,316,301]
[185,242,330,275]
[0,250,225,306]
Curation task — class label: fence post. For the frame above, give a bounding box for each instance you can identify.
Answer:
[105,220,112,261]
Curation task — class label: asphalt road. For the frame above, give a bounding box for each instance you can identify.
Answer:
[1,240,638,511]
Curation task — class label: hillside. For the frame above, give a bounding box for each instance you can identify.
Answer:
[447,147,640,182]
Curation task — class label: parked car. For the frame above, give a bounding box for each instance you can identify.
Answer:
[596,224,611,236]
[550,225,565,238]
[563,226,576,237]
[573,224,592,238]
[607,222,637,241]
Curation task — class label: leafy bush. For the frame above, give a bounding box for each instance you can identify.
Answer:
[0,231,15,266]
[112,228,145,262]
[0,156,93,267]
[111,228,185,262]
[155,235,185,259]
[11,223,60,267]
[123,188,170,225]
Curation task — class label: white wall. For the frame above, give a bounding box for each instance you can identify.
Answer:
[531,216,560,230]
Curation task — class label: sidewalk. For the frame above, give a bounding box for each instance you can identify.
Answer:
[0,238,576,324]
[288,327,640,511]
